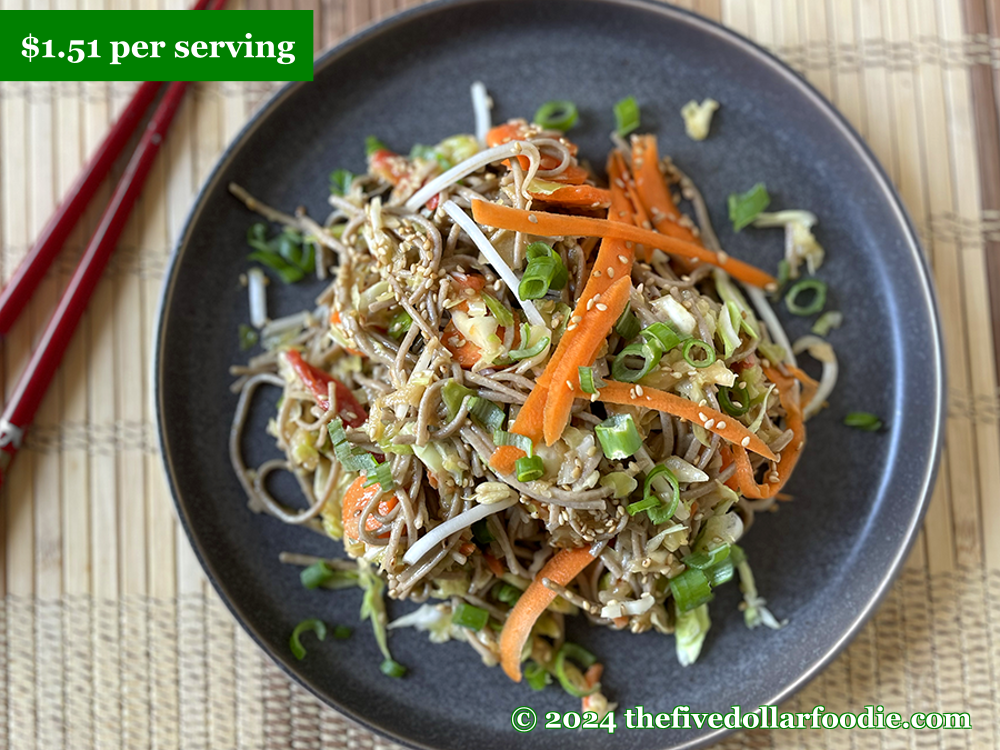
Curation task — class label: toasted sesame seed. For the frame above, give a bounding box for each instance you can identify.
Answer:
[698,412,708,422]
[607,267,615,278]
[704,418,715,429]
[594,270,602,277]
[625,241,634,250]
[586,298,595,311]
[741,436,751,447]
[596,303,608,311]
[566,323,578,331]
[717,250,729,264]
[567,380,574,390]
[635,385,644,396]
[717,420,726,430]
[528,214,538,224]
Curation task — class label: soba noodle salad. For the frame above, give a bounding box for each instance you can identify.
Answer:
[229,87,839,712]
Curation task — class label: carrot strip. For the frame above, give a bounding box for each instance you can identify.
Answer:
[484,552,505,578]
[786,364,820,406]
[490,153,635,471]
[541,276,632,445]
[733,366,805,498]
[341,476,397,541]
[528,183,612,208]
[499,546,595,681]
[471,200,776,288]
[631,135,700,245]
[575,379,777,461]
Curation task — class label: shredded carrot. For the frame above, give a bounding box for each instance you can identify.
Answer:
[486,122,587,182]
[441,272,517,368]
[572,379,777,461]
[581,663,605,712]
[483,552,505,578]
[489,153,636,471]
[499,546,595,681]
[458,542,477,557]
[528,183,612,208]
[733,366,804,498]
[328,310,366,357]
[341,476,397,541]
[471,200,776,289]
[631,135,701,246]
[786,364,820,406]
[542,276,632,445]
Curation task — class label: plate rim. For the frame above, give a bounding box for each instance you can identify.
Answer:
[154,1,946,748]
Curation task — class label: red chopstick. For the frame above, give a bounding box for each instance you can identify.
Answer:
[0,0,227,487]
[0,0,215,336]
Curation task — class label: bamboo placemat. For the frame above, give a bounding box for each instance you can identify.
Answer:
[2,1,999,748]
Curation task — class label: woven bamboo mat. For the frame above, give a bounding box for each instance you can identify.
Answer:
[2,0,1000,748]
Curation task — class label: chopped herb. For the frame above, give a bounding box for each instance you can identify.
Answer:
[844,411,883,432]
[728,183,770,231]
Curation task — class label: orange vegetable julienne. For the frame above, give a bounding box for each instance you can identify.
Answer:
[483,552,505,578]
[491,153,636,469]
[573,379,777,461]
[486,122,588,183]
[733,366,805,499]
[499,546,595,681]
[527,183,612,209]
[786,364,820,406]
[542,276,632,445]
[341,476,397,541]
[631,134,700,245]
[471,200,776,289]
[441,272,517,368]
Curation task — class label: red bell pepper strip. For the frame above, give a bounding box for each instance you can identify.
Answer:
[284,350,367,428]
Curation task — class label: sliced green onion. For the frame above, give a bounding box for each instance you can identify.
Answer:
[644,465,680,525]
[238,323,259,351]
[770,259,791,300]
[363,461,395,493]
[614,303,642,341]
[642,321,685,351]
[467,396,505,432]
[508,324,551,361]
[526,241,554,260]
[578,366,605,394]
[247,249,305,284]
[332,624,353,640]
[482,293,515,327]
[729,543,747,566]
[670,568,714,613]
[519,256,562,300]
[493,429,533,457]
[718,383,751,417]
[515,455,545,482]
[683,544,731,570]
[451,602,489,631]
[613,96,641,137]
[442,381,476,421]
[290,618,327,660]
[524,660,552,691]
[534,100,580,131]
[704,557,735,587]
[365,135,388,156]
[844,411,883,432]
[612,336,664,382]
[682,339,717,369]
[554,642,599,698]
[785,279,827,316]
[300,561,334,590]
[328,418,379,473]
[812,310,843,336]
[472,518,495,545]
[627,496,659,515]
[380,658,407,678]
[594,413,642,460]
[728,182,770,231]
[496,583,522,606]
[329,168,354,196]
[387,310,413,340]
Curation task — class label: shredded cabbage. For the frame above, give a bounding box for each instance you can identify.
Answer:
[681,98,719,141]
[675,602,711,666]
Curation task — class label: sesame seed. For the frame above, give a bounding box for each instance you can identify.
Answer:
[607,267,615,278]
[698,399,707,407]
[717,421,726,430]
[571,315,582,323]
[528,214,538,224]
[594,270,602,277]
[698,412,708,422]
[618,254,628,263]
[717,250,729,264]
[635,385,644,396]
[618,210,628,218]
[741,436,751,447]
[596,303,608,311]
[566,323,578,331]
[586,298,595,311]
[625,241,634,250]
[641,220,652,230]
[704,419,715,429]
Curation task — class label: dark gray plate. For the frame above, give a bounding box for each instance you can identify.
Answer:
[155,1,944,748]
